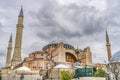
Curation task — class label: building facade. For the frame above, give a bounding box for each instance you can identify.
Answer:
[22,41,92,71]
[1,7,92,76]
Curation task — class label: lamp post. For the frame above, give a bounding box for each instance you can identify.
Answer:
[20,74,24,80]
[85,64,86,76]
[106,73,109,80]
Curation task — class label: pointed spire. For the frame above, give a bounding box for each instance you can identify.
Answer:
[9,33,12,42]
[19,6,24,17]
[106,28,109,41]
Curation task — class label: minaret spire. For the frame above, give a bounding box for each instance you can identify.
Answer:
[106,28,112,61]
[12,6,24,67]
[106,29,109,44]
[6,34,12,67]
[19,6,24,17]
[9,33,12,42]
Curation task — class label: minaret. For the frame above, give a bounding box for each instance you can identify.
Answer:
[6,34,12,67]
[106,29,112,61]
[12,7,24,67]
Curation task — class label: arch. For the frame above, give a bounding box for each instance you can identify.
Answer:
[66,52,77,63]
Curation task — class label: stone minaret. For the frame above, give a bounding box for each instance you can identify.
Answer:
[6,34,12,67]
[12,7,24,67]
[106,30,112,61]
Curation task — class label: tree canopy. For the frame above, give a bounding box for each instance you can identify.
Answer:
[94,68,106,77]
[60,70,73,80]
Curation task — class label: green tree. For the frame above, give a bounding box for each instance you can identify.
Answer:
[0,75,1,80]
[60,70,73,80]
[94,68,106,77]
[93,67,97,74]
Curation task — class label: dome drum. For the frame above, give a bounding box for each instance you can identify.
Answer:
[42,42,75,50]
[110,51,120,62]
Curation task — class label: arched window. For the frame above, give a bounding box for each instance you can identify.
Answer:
[66,52,76,63]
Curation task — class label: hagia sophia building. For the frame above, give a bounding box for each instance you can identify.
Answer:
[1,7,93,74]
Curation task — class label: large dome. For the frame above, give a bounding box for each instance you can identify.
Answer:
[42,40,75,50]
[110,51,120,62]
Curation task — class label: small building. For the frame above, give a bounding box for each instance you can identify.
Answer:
[107,51,120,80]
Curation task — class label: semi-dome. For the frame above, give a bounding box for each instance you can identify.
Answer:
[30,50,46,55]
[42,40,75,50]
[110,51,120,62]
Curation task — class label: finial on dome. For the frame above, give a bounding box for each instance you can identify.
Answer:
[77,44,79,50]
[57,35,61,41]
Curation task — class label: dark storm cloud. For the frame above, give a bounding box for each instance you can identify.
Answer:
[37,26,82,40]
[61,4,105,36]
[83,17,105,35]
[29,1,105,41]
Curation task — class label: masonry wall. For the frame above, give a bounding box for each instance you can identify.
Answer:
[1,74,41,80]
[73,77,106,80]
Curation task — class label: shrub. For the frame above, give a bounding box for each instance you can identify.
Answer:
[60,70,73,80]
[94,68,106,77]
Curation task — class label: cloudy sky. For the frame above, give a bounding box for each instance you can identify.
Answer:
[0,0,120,68]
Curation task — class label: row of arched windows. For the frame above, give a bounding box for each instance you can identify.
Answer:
[42,43,75,50]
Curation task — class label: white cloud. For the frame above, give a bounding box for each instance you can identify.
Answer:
[89,0,107,11]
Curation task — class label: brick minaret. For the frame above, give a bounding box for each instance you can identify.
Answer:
[106,30,112,61]
[12,7,24,67]
[6,34,12,67]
